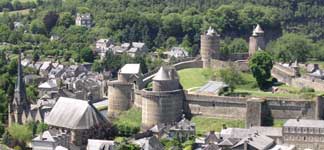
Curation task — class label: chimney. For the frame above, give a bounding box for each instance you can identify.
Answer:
[222,124,227,129]
[244,140,248,150]
[297,116,301,122]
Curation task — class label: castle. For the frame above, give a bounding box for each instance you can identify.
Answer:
[105,24,324,132]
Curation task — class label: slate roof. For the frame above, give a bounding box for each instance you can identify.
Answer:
[87,139,115,150]
[120,64,141,74]
[153,66,171,81]
[232,134,274,150]
[40,61,52,70]
[284,119,324,128]
[196,81,228,94]
[132,42,145,48]
[134,136,164,150]
[220,128,251,139]
[218,138,237,146]
[249,126,282,137]
[170,117,195,131]
[253,24,264,34]
[45,97,109,129]
[309,69,324,77]
[55,146,68,150]
[38,79,58,89]
[203,143,219,150]
[205,131,220,144]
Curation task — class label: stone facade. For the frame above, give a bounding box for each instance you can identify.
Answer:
[283,119,324,150]
[75,13,92,28]
[107,81,133,118]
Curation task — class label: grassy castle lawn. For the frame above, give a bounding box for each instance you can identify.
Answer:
[191,116,244,136]
[114,107,142,129]
[177,68,322,100]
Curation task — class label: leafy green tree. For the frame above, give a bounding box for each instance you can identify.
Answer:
[80,47,94,62]
[248,51,273,90]
[228,38,248,53]
[43,11,59,32]
[205,5,240,34]
[0,89,8,122]
[218,66,243,91]
[166,37,177,48]
[26,85,38,103]
[92,60,103,73]
[270,33,313,63]
[58,12,74,28]
[30,20,47,34]
[36,122,48,134]
[7,123,33,143]
[32,51,40,62]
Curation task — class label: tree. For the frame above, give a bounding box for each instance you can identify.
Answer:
[29,20,46,34]
[32,51,40,62]
[43,11,59,32]
[166,37,177,48]
[0,89,8,122]
[218,65,243,91]
[270,33,313,63]
[248,51,273,90]
[228,38,248,53]
[7,123,33,143]
[80,47,94,62]
[92,60,103,72]
[58,12,74,28]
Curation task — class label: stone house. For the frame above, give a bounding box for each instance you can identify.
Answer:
[163,47,189,59]
[75,13,92,28]
[169,117,196,142]
[133,136,164,150]
[87,139,116,150]
[45,97,111,150]
[283,119,324,150]
[49,67,65,79]
[110,42,148,57]
[95,39,113,60]
[38,79,58,97]
[32,129,70,150]
[40,61,52,77]
[231,133,274,150]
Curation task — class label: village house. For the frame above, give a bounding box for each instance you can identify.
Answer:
[40,61,52,77]
[169,116,196,142]
[163,47,189,59]
[75,13,92,28]
[283,119,324,150]
[110,42,148,57]
[95,38,114,60]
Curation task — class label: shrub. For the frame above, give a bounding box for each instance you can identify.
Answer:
[300,87,315,93]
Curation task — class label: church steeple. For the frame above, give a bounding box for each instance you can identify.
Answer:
[9,50,30,125]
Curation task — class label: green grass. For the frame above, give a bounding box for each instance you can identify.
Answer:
[177,68,321,99]
[177,68,214,89]
[114,107,142,128]
[191,116,244,136]
[273,119,286,127]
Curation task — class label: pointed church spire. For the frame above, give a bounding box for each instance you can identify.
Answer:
[9,50,30,125]
[14,50,27,104]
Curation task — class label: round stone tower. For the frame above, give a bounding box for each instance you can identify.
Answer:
[200,26,220,68]
[141,66,184,130]
[107,81,133,118]
[249,24,265,56]
[107,73,133,119]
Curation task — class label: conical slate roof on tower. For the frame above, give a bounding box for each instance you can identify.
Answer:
[153,66,171,81]
[253,24,264,35]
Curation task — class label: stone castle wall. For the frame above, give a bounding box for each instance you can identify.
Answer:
[210,59,249,72]
[291,77,324,91]
[185,92,247,119]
